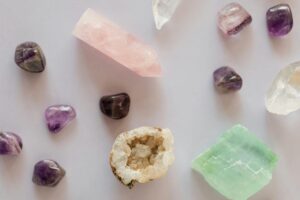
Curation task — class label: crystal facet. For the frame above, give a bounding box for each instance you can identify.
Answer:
[45,105,76,133]
[265,61,300,115]
[32,160,66,187]
[73,9,162,77]
[0,132,23,155]
[152,0,181,30]
[100,93,130,120]
[267,4,293,37]
[213,66,242,93]
[15,42,46,73]
[192,125,278,200]
[218,3,252,35]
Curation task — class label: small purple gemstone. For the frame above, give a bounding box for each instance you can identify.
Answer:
[100,93,130,120]
[32,160,66,187]
[267,4,293,37]
[45,105,76,133]
[213,66,243,93]
[0,132,23,155]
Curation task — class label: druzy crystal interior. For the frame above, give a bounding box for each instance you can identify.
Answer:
[32,160,66,187]
[192,125,278,200]
[213,66,242,93]
[100,93,130,120]
[45,105,76,133]
[218,3,252,35]
[267,4,293,37]
[73,9,162,77]
[15,42,46,73]
[265,61,300,115]
[0,132,23,155]
[152,0,181,30]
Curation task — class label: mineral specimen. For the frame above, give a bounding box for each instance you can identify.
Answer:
[267,4,293,37]
[32,160,66,187]
[213,66,243,93]
[100,93,130,120]
[15,42,46,73]
[265,61,300,115]
[45,105,76,133]
[218,3,252,35]
[0,132,23,155]
[110,127,175,188]
[73,9,162,77]
[152,0,181,30]
[192,125,278,200]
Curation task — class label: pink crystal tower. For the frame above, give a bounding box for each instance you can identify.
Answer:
[73,9,162,77]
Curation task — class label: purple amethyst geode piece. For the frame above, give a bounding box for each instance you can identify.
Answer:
[267,4,293,37]
[45,105,76,133]
[32,160,66,187]
[213,66,243,93]
[0,132,23,155]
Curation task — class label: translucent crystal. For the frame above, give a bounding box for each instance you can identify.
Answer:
[152,0,181,30]
[192,125,278,200]
[265,61,300,115]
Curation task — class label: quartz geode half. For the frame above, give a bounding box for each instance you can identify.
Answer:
[110,127,175,188]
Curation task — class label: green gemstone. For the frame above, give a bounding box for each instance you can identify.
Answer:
[192,125,278,200]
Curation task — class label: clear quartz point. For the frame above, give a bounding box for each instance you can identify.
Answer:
[265,61,300,115]
[152,0,181,30]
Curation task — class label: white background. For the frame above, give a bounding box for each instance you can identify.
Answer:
[0,0,299,199]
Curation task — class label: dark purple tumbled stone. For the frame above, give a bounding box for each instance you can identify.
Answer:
[15,42,46,73]
[45,105,76,133]
[100,93,130,119]
[267,4,293,37]
[213,66,243,93]
[0,132,23,155]
[32,160,66,187]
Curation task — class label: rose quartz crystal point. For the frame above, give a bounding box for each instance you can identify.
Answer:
[73,9,162,77]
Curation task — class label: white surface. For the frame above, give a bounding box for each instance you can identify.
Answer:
[0,0,299,199]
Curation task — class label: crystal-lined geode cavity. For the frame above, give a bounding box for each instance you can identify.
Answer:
[15,42,46,73]
[265,61,300,115]
[100,93,130,120]
[267,4,293,37]
[0,132,23,155]
[45,105,76,133]
[110,127,175,188]
[213,66,242,93]
[192,125,278,200]
[32,160,66,187]
[218,3,252,35]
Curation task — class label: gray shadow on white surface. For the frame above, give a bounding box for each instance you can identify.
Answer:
[73,40,165,136]
[48,120,79,143]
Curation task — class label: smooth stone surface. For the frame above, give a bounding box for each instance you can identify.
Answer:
[15,42,46,73]
[73,9,162,77]
[100,93,130,119]
[192,125,278,200]
[0,132,23,155]
[45,105,76,133]
[218,3,252,35]
[152,0,181,30]
[32,160,66,187]
[265,61,300,115]
[213,66,242,93]
[267,4,293,37]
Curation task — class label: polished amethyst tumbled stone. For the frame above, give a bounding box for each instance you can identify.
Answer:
[45,105,76,133]
[213,66,243,93]
[0,132,23,155]
[100,93,130,119]
[267,4,293,37]
[32,160,66,187]
[15,42,46,73]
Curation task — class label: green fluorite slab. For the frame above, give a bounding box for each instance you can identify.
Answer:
[192,125,278,200]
